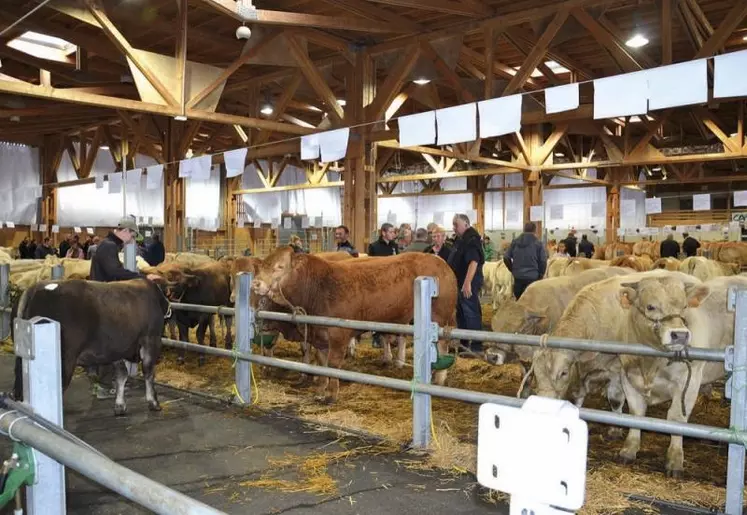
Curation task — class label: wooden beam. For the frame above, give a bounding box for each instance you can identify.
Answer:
[365,0,492,17]
[80,126,103,179]
[187,32,280,109]
[628,111,672,156]
[315,0,423,32]
[85,0,179,107]
[661,0,672,65]
[694,107,740,153]
[178,120,203,158]
[291,28,355,63]
[377,140,530,170]
[695,3,747,58]
[39,69,51,87]
[285,35,344,123]
[503,10,568,95]
[256,71,303,145]
[460,46,538,86]
[534,123,569,165]
[367,44,421,121]
[175,0,188,111]
[684,0,714,37]
[196,0,407,33]
[64,138,81,178]
[117,111,167,163]
[420,41,474,102]
[572,9,641,73]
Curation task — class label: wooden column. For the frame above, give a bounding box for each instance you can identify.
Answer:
[40,135,63,242]
[521,126,544,232]
[163,119,186,251]
[605,171,621,243]
[522,168,543,232]
[344,51,377,251]
[468,176,486,233]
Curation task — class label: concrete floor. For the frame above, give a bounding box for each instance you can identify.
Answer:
[0,354,502,514]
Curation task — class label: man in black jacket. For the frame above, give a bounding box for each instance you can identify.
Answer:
[682,232,700,257]
[562,231,578,257]
[660,233,681,259]
[504,222,548,299]
[447,214,485,354]
[89,218,160,398]
[334,225,359,257]
[578,234,595,258]
[34,237,55,259]
[368,223,398,256]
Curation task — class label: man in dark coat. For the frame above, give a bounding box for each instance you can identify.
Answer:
[578,234,595,258]
[368,223,398,256]
[334,225,359,257]
[682,232,700,258]
[660,233,681,259]
[447,214,485,354]
[504,222,548,299]
[562,231,578,257]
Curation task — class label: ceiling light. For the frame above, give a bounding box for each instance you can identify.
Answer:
[100,145,109,150]
[413,78,431,85]
[462,159,471,163]
[731,132,739,137]
[743,35,747,41]
[491,152,498,157]
[260,105,274,115]
[9,115,19,122]
[554,152,565,157]
[544,60,570,73]
[174,115,187,121]
[652,166,662,171]
[625,34,649,48]
[336,99,346,106]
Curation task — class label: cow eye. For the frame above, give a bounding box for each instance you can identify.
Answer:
[646,304,656,311]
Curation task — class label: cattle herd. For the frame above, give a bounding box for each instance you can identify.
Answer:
[4,236,747,479]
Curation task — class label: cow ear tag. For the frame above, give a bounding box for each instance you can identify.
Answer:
[44,283,59,291]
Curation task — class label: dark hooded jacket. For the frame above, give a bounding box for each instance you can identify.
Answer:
[504,232,548,281]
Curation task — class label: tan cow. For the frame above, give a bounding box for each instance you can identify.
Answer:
[532,270,729,477]
[252,248,457,403]
[482,260,514,309]
[489,267,633,366]
[563,257,609,276]
[545,257,571,278]
[713,242,747,267]
[679,256,739,281]
[609,255,652,272]
[652,257,681,271]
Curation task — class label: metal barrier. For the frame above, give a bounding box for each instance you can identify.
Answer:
[162,272,747,515]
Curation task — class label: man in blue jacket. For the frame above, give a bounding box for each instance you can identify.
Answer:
[503,222,548,299]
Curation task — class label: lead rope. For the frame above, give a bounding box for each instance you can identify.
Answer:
[274,282,309,350]
[667,346,693,417]
[516,333,549,398]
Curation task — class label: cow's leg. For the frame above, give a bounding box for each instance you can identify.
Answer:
[224,315,233,351]
[168,319,177,340]
[207,315,218,347]
[618,372,648,464]
[176,322,188,365]
[140,338,162,412]
[605,375,627,441]
[347,337,357,359]
[112,360,129,417]
[314,349,330,397]
[196,316,209,366]
[395,335,406,369]
[665,363,705,478]
[382,335,393,365]
[324,337,347,404]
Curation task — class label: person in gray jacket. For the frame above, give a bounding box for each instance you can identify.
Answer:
[503,222,548,299]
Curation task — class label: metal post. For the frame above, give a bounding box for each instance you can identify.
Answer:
[0,263,9,340]
[123,242,137,272]
[412,276,437,449]
[14,316,65,515]
[725,288,747,514]
[234,272,253,405]
[51,264,64,280]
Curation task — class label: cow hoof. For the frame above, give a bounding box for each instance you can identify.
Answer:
[605,428,625,441]
[113,404,127,417]
[616,453,636,465]
[148,401,162,412]
[665,468,684,479]
[394,360,405,369]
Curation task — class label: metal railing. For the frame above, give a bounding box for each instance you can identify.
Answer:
[161,272,747,515]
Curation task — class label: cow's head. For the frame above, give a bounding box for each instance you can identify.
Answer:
[251,247,295,305]
[532,348,596,400]
[229,257,262,303]
[153,265,200,301]
[619,276,710,352]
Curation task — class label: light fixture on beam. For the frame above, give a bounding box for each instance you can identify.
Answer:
[174,115,187,121]
[337,99,347,106]
[260,104,274,115]
[625,33,649,48]
[413,78,430,85]
[100,145,109,150]
[652,166,662,172]
[743,35,747,41]
[9,115,19,122]
[554,152,565,157]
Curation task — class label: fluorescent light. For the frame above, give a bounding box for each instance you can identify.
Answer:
[491,152,498,157]
[413,78,430,85]
[743,35,747,41]
[652,166,662,172]
[554,152,565,157]
[625,34,649,48]
[731,132,739,137]
[462,159,471,163]
[174,115,187,121]
[100,145,109,150]
[260,105,274,115]
[337,99,346,106]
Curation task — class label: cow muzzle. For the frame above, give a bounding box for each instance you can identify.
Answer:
[252,279,269,296]
[662,328,691,352]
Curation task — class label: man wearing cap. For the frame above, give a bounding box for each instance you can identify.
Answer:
[88,218,161,398]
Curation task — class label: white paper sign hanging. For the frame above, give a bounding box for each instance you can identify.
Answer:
[86,227,94,235]
[253,220,261,229]
[620,199,636,218]
[4,221,13,229]
[224,147,248,178]
[95,174,105,189]
[301,134,320,160]
[314,216,323,227]
[146,164,163,190]
[73,226,81,234]
[39,224,47,232]
[549,205,564,221]
[593,71,648,119]
[145,230,152,237]
[734,191,747,207]
[125,168,142,189]
[436,103,477,145]
[714,49,747,99]
[282,218,292,229]
[478,94,522,138]
[319,128,350,163]
[108,172,122,194]
[271,218,279,228]
[617,227,625,237]
[398,111,436,147]
[529,205,544,222]
[645,197,662,214]
[693,193,711,211]
[647,59,708,110]
[178,159,192,178]
[545,83,579,114]
[51,225,59,234]
[301,216,310,229]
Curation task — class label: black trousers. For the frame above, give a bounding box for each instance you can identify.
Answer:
[456,283,483,352]
[513,278,538,300]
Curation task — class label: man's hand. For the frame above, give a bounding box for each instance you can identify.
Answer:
[461,281,472,299]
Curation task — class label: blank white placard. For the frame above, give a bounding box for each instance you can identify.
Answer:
[693,193,711,211]
[125,168,142,189]
[319,128,350,162]
[146,164,163,190]
[734,191,747,207]
[529,205,544,222]
[224,148,248,178]
[545,83,579,114]
[301,134,320,160]
[478,95,522,138]
[647,59,707,110]
[95,174,104,189]
[620,199,636,218]
[645,197,662,214]
[190,156,212,181]
[594,71,648,119]
[549,205,564,220]
[178,159,192,178]
[436,103,477,145]
[398,111,436,147]
[714,49,747,99]
[108,172,122,194]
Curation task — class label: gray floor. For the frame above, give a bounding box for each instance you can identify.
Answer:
[0,354,502,514]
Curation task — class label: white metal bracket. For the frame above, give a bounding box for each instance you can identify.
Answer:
[477,396,588,515]
[14,317,37,360]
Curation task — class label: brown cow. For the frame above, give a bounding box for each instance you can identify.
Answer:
[609,255,651,272]
[252,248,458,403]
[652,257,681,271]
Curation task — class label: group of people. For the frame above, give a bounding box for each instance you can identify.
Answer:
[552,230,595,259]
[660,232,701,258]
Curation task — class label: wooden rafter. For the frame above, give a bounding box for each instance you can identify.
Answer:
[175,0,188,110]
[483,27,494,100]
[572,9,641,73]
[85,0,179,107]
[694,3,747,58]
[693,107,740,153]
[366,0,492,17]
[315,0,423,32]
[661,0,673,65]
[503,10,568,96]
[460,46,538,86]
[420,42,474,102]
[534,124,569,165]
[285,34,344,123]
[79,126,103,179]
[256,71,304,145]
[628,111,672,157]
[64,138,81,178]
[117,111,166,163]
[367,44,421,122]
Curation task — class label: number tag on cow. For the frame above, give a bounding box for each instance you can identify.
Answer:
[477,397,588,514]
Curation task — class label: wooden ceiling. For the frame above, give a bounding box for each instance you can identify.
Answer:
[0,0,745,182]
